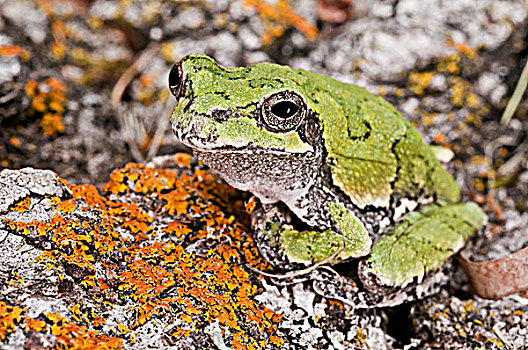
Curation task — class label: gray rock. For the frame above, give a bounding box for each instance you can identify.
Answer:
[0,168,71,213]
[1,0,48,44]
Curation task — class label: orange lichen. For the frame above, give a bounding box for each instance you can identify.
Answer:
[102,163,178,195]
[21,317,47,333]
[445,39,477,58]
[1,157,283,348]
[433,133,445,144]
[244,0,318,44]
[25,77,67,138]
[328,300,344,309]
[10,197,31,213]
[36,310,124,350]
[9,136,21,148]
[0,302,25,341]
[0,45,31,61]
[175,153,192,168]
[40,113,66,136]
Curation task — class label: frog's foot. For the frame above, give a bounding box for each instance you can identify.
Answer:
[358,202,487,297]
[312,262,453,308]
[252,201,371,271]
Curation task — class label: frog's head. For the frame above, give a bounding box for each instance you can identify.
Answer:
[169,54,320,156]
[168,54,327,202]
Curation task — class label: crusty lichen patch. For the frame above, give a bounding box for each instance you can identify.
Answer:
[0,302,24,342]
[0,155,283,349]
[415,295,528,349]
[25,78,67,138]
[243,0,318,45]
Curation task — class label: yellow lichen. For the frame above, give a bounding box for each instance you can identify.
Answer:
[407,72,435,96]
[437,54,461,75]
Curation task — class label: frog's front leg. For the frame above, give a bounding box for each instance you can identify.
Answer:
[252,200,372,270]
[358,202,487,295]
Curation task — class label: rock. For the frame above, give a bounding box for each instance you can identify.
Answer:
[0,156,390,349]
[412,292,528,349]
[0,168,71,213]
[1,0,48,44]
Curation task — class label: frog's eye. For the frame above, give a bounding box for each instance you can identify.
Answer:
[169,62,185,98]
[261,91,306,133]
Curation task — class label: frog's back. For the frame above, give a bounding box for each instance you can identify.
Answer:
[302,71,460,213]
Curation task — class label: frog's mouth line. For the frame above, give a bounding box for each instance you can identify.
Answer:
[188,144,304,156]
[173,107,314,156]
[178,128,315,156]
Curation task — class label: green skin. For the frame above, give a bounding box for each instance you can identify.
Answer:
[169,54,487,306]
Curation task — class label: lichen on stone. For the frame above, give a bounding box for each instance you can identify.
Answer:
[0,155,284,349]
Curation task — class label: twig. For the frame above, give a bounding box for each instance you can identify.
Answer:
[484,135,517,199]
[497,140,528,177]
[500,59,528,126]
[111,43,160,162]
[145,98,172,162]
[492,323,513,349]
[246,246,345,280]
[110,43,160,107]
[0,231,9,245]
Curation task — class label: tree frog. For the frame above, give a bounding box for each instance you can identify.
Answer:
[168,54,487,307]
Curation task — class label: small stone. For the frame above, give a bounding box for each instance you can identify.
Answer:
[371,2,394,18]
[1,0,48,44]
[477,72,501,97]
[238,27,261,50]
[149,27,163,41]
[180,7,205,30]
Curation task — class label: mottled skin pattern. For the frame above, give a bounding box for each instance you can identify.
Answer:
[169,54,487,307]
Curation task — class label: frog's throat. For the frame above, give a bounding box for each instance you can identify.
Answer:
[193,148,319,208]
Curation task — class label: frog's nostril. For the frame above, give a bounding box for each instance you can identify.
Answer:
[169,62,185,98]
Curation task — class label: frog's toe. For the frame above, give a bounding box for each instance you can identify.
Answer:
[254,223,298,270]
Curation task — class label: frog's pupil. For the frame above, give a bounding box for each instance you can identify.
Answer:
[271,101,299,119]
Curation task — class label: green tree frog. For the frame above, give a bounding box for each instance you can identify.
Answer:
[168,54,486,307]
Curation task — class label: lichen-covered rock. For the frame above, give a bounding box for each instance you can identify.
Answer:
[411,291,528,349]
[0,155,392,349]
[0,168,71,212]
